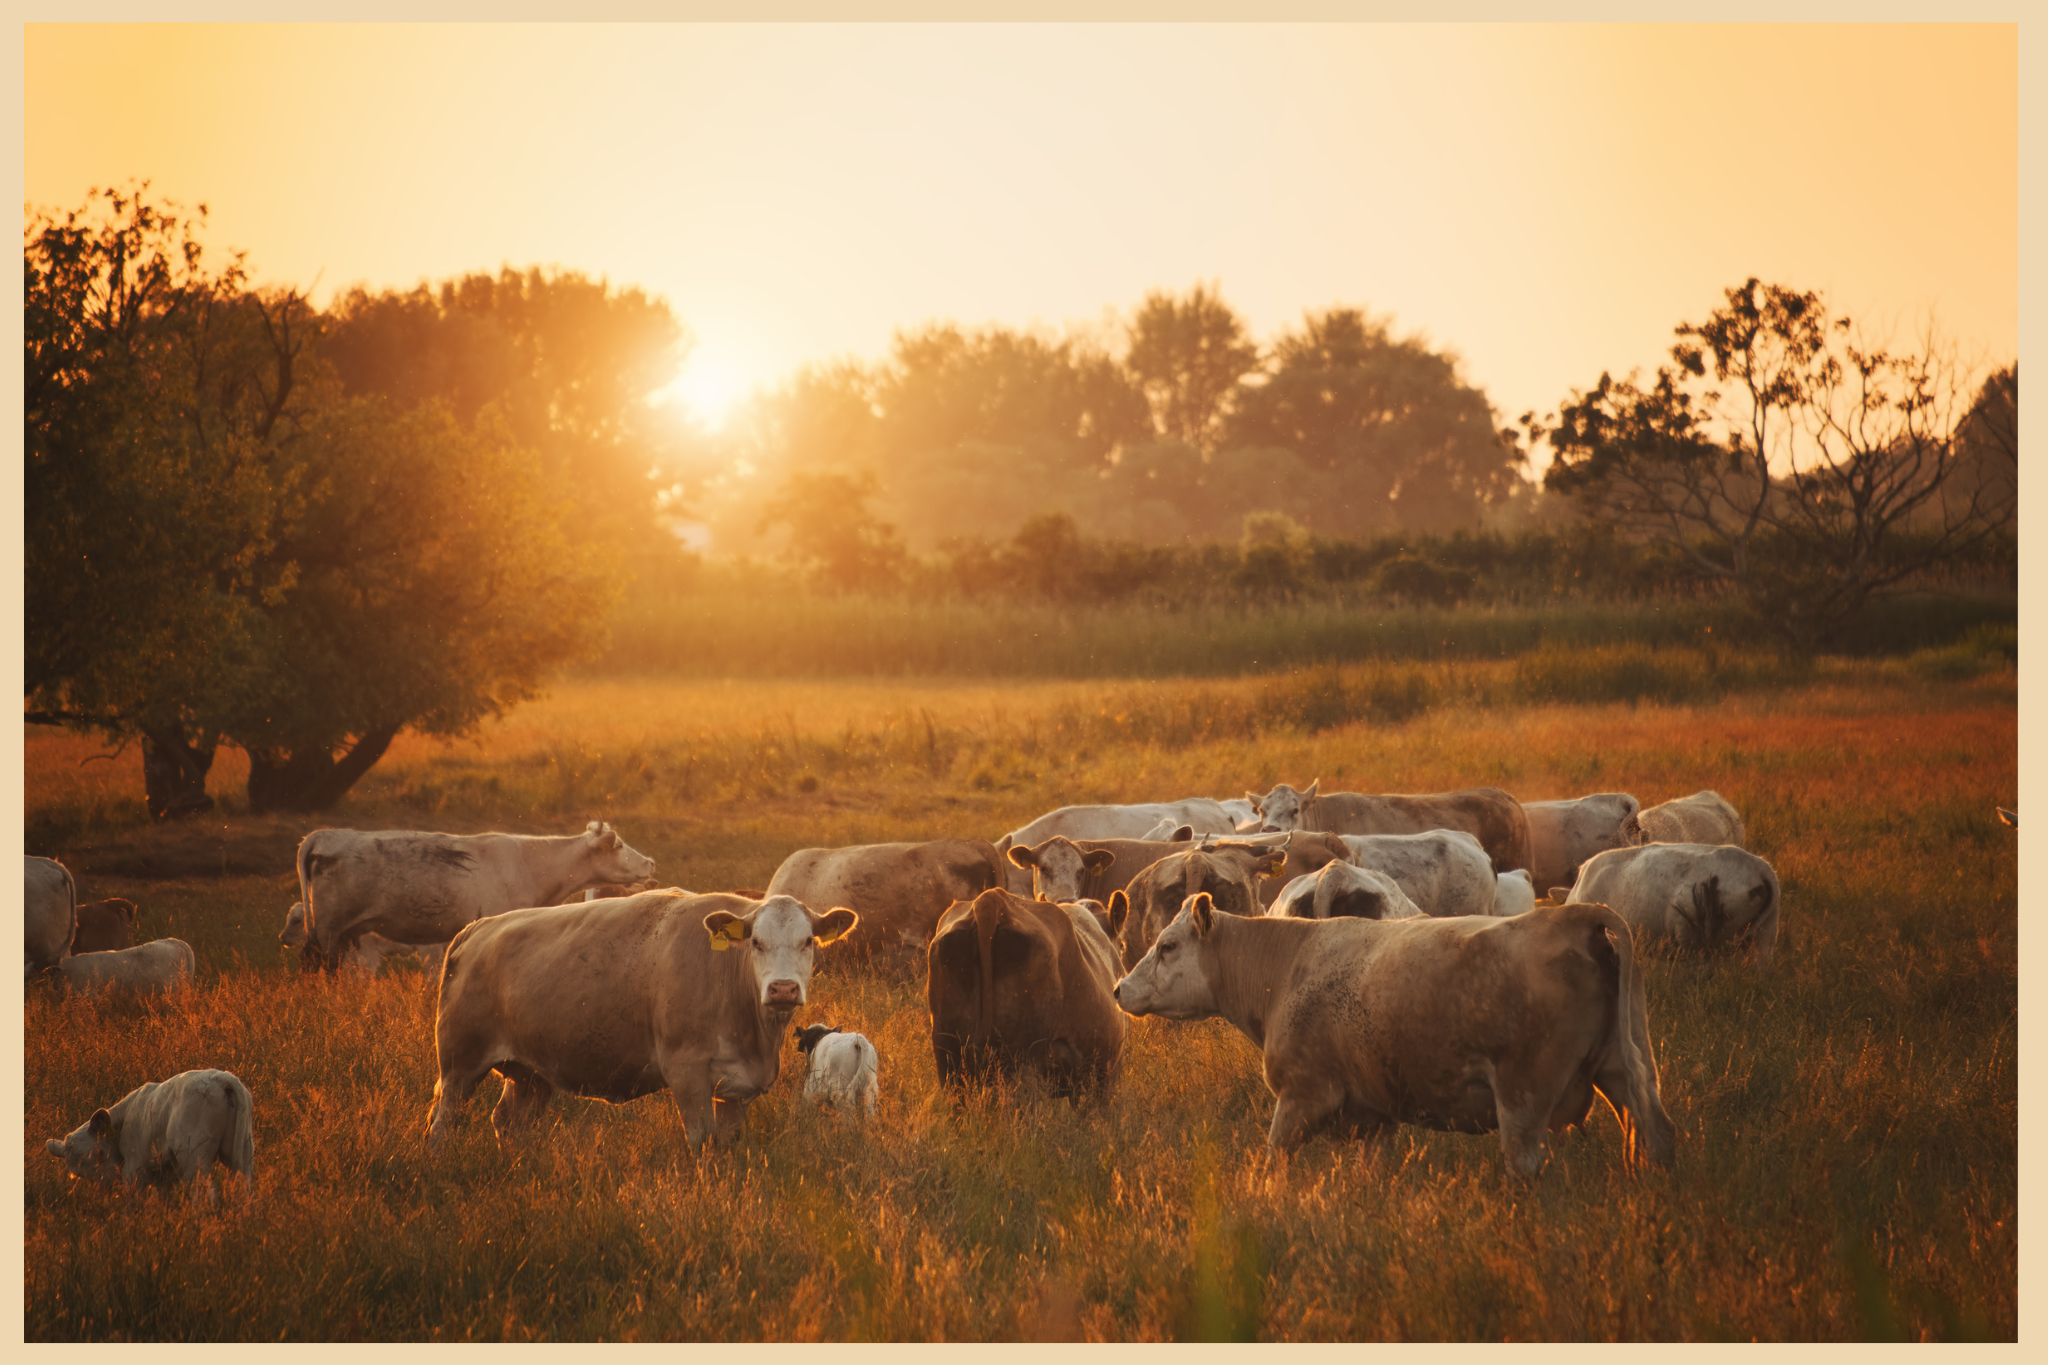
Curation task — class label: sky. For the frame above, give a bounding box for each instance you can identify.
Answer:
[23,23,2019,460]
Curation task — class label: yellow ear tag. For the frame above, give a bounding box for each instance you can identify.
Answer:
[708,920,749,951]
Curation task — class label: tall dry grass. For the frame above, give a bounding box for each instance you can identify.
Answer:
[23,666,2015,1340]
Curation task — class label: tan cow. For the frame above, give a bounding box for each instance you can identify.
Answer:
[1523,794,1643,895]
[1568,843,1780,965]
[1248,781,1533,874]
[26,855,76,980]
[426,892,856,1149]
[1110,843,1287,969]
[71,898,139,955]
[1005,835,1199,906]
[765,839,1017,968]
[55,939,196,998]
[279,901,446,977]
[46,1069,255,1206]
[1634,791,1745,847]
[928,888,1127,1100]
[1114,893,1675,1177]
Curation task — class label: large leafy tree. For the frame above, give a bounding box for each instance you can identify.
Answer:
[1540,279,2014,645]
[1124,282,1260,453]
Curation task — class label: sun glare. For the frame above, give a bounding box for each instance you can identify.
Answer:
[655,354,751,429]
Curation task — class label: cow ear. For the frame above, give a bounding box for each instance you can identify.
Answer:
[1190,892,1215,936]
[813,907,859,946]
[587,820,602,835]
[1007,846,1038,870]
[1107,889,1129,935]
[1171,825,1194,842]
[88,1109,112,1136]
[1253,851,1286,877]
[1244,792,1263,811]
[703,910,752,950]
[1303,778,1320,800]
[1084,849,1117,873]
[600,828,620,850]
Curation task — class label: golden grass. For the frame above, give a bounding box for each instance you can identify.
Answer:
[23,668,2016,1340]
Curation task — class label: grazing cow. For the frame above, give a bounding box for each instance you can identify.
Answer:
[998,799,1240,850]
[1634,791,1745,848]
[1111,843,1287,969]
[1248,781,1533,874]
[72,898,138,955]
[295,821,655,970]
[765,840,1016,967]
[1114,893,1676,1176]
[426,892,856,1148]
[1568,843,1780,966]
[1337,830,1498,918]
[26,855,76,980]
[1495,870,1537,918]
[1268,861,1421,922]
[46,1069,255,1205]
[928,888,1127,1099]
[55,939,196,997]
[1523,794,1643,895]
[796,1025,880,1116]
[1005,835,1202,907]
[279,901,445,977]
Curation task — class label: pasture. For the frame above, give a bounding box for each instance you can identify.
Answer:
[22,650,2016,1341]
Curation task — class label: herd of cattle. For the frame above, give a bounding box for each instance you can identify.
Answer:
[29,785,1784,1197]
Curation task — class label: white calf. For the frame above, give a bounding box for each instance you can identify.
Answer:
[1494,869,1537,917]
[47,1069,254,1205]
[796,1025,879,1116]
[56,939,195,997]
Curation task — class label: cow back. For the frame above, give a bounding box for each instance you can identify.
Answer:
[1307,788,1531,874]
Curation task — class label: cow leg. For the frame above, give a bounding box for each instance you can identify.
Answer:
[491,1066,555,1145]
[426,1059,495,1146]
[710,1096,749,1145]
[1265,1082,1344,1152]
[665,1070,719,1148]
[1494,1085,1555,1179]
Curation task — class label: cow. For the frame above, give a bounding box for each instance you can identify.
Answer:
[1136,818,1198,842]
[1218,798,1262,832]
[1523,794,1643,895]
[46,1069,255,1206]
[426,891,857,1149]
[54,939,196,998]
[1268,861,1421,922]
[1495,870,1538,918]
[72,897,138,955]
[279,901,445,977]
[1110,843,1287,969]
[26,855,76,980]
[1568,843,1780,966]
[295,820,656,970]
[1005,835,1205,907]
[998,799,1241,850]
[568,878,664,904]
[1337,830,1499,918]
[1247,781,1533,874]
[1211,830,1352,911]
[1634,791,1745,848]
[928,888,1127,1100]
[796,1025,879,1116]
[1113,892,1676,1177]
[764,840,1016,968]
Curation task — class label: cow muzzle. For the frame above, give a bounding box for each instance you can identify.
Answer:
[763,979,804,1010]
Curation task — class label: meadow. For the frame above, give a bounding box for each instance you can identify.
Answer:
[21,642,2017,1341]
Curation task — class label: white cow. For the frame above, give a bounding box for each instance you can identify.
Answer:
[55,939,196,997]
[796,1025,879,1116]
[1218,799,1262,832]
[47,1069,254,1205]
[1494,870,1537,918]
[295,821,655,969]
[1268,861,1423,922]
[998,799,1241,850]
[278,902,445,977]
[1338,830,1500,918]
[1136,818,1198,842]
[1568,842,1780,965]
[1635,792,1745,848]
[1523,794,1642,897]
[26,855,76,980]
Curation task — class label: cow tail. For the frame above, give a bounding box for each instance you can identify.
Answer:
[1572,902,1671,1169]
[226,1076,256,1179]
[971,894,1004,1060]
[60,860,78,960]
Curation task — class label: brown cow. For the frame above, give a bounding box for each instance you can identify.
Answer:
[1248,780,1532,874]
[927,888,1127,1100]
[1004,835,1203,907]
[764,840,1015,968]
[425,891,857,1149]
[1110,843,1287,969]
[71,898,138,955]
[1114,893,1676,1177]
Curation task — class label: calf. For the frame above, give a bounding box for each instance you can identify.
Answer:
[55,939,195,998]
[1115,893,1675,1176]
[47,1069,255,1205]
[72,897,138,955]
[796,1025,880,1116]
[1569,843,1779,965]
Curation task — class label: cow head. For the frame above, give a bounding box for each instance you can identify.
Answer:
[1007,837,1115,904]
[278,902,309,948]
[1248,780,1319,833]
[1120,846,1282,968]
[45,1108,120,1185]
[796,1023,842,1055]
[703,895,858,1015]
[1115,892,1221,1020]
[583,821,658,886]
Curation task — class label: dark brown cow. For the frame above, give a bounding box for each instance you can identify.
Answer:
[71,898,139,955]
[927,888,1127,1100]
[1248,781,1533,874]
[1004,835,1201,907]
[1110,843,1287,969]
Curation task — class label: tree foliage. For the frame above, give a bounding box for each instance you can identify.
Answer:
[1125,282,1259,453]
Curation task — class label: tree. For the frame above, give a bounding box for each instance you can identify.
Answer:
[1540,279,2014,645]
[756,468,907,592]
[1226,308,1523,535]
[1125,283,1260,453]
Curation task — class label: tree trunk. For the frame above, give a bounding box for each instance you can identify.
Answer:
[246,725,403,813]
[141,727,218,821]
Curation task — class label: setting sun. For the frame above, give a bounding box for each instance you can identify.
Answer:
[654,353,752,430]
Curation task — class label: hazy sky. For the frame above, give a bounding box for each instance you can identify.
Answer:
[25,23,2018,452]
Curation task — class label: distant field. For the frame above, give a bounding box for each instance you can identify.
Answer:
[22,662,2017,1341]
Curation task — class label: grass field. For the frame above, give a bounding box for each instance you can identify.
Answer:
[22,657,2017,1341]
